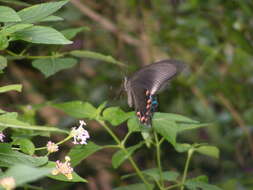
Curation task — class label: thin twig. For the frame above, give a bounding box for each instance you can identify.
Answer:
[70,0,141,47]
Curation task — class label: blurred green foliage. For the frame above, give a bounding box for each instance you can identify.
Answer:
[0,0,253,189]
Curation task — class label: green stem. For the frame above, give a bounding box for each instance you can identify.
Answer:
[154,132,164,188]
[6,50,65,60]
[35,135,72,151]
[98,120,152,190]
[180,149,194,190]
[165,183,182,190]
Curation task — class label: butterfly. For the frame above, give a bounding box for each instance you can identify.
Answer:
[124,59,184,126]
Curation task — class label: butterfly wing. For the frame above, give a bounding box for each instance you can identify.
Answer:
[126,59,184,125]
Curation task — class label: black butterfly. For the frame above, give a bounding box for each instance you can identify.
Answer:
[124,59,184,126]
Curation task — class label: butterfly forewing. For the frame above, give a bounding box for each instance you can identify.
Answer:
[125,59,184,125]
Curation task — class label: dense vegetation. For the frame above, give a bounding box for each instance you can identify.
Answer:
[0,0,252,189]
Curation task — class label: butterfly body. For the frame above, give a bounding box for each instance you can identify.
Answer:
[124,59,184,126]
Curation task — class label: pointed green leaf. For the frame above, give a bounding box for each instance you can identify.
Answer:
[0,55,7,71]
[127,115,141,132]
[32,58,77,77]
[153,118,177,146]
[185,177,222,190]
[2,24,33,34]
[195,145,219,159]
[0,6,21,22]
[13,26,72,44]
[0,84,22,93]
[0,34,9,50]
[18,0,68,23]
[103,107,132,126]
[0,144,47,167]
[53,101,97,119]
[0,0,30,6]
[12,138,35,155]
[70,50,124,66]
[68,142,102,166]
[0,165,52,187]
[0,113,68,133]
[61,26,90,40]
[40,15,63,22]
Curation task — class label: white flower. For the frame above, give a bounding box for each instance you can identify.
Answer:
[51,156,73,180]
[0,176,16,190]
[70,120,90,145]
[0,132,5,142]
[47,141,59,153]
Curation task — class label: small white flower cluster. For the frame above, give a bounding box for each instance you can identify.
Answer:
[0,176,15,190]
[0,132,5,142]
[71,120,90,145]
[52,156,73,180]
[47,141,59,153]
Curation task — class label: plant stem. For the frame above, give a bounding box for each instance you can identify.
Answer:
[166,183,182,190]
[154,132,164,188]
[180,149,194,190]
[98,120,153,190]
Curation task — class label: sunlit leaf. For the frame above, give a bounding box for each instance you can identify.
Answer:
[18,0,68,23]
[53,101,97,119]
[32,58,77,77]
[195,145,219,159]
[0,6,21,22]
[68,142,102,166]
[0,144,47,167]
[13,26,72,44]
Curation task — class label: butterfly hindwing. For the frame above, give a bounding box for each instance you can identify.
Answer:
[125,59,184,125]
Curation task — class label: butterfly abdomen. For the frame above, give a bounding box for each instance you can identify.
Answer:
[136,90,158,125]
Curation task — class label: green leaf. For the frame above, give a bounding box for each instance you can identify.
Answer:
[0,55,7,71]
[13,26,72,44]
[61,26,90,40]
[68,142,102,166]
[0,6,21,22]
[70,50,124,66]
[0,84,22,93]
[152,113,208,146]
[0,34,9,50]
[40,15,64,22]
[127,115,141,132]
[18,0,69,23]
[195,145,219,159]
[113,183,153,190]
[0,0,30,6]
[142,168,179,182]
[2,24,33,34]
[155,113,199,123]
[185,177,223,190]
[0,113,68,134]
[174,143,192,153]
[46,161,87,183]
[112,142,144,169]
[0,165,52,187]
[177,123,210,133]
[53,101,97,119]
[0,144,47,167]
[153,118,177,146]
[32,58,77,77]
[12,138,35,155]
[103,107,131,126]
